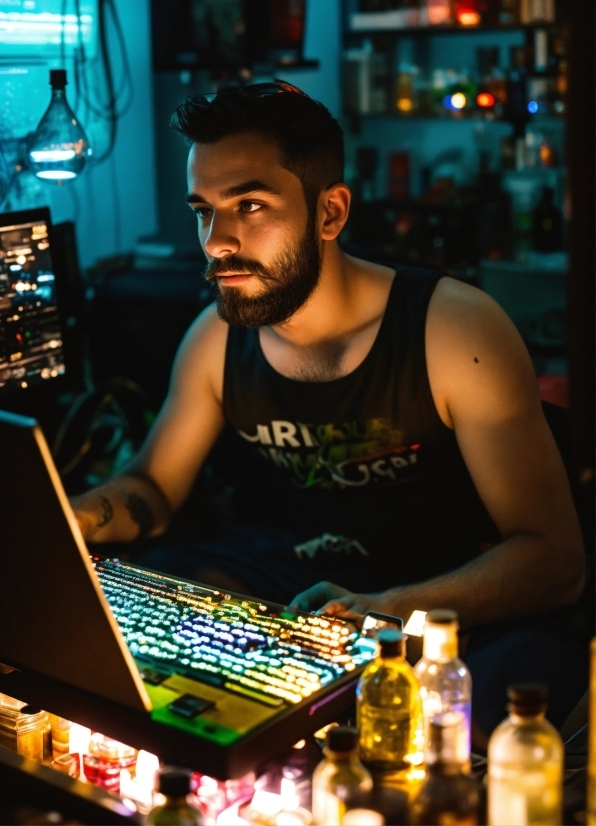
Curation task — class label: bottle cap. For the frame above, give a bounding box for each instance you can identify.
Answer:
[50,69,67,89]
[423,610,458,661]
[426,609,458,625]
[377,628,405,658]
[507,683,548,715]
[156,766,193,797]
[327,725,358,753]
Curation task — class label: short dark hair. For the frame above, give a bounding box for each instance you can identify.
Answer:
[171,86,344,212]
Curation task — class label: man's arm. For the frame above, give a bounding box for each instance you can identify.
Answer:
[71,305,227,543]
[293,279,586,628]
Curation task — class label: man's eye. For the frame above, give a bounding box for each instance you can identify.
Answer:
[240,201,262,213]
[195,207,212,219]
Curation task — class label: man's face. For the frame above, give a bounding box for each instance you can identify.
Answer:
[186,131,321,327]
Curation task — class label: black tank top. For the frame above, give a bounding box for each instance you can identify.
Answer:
[222,267,500,588]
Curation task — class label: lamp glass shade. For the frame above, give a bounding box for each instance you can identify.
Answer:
[27,72,91,185]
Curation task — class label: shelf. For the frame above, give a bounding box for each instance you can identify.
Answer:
[344,111,564,123]
[346,21,558,36]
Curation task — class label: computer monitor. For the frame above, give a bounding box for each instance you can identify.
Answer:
[0,0,98,61]
[0,207,84,415]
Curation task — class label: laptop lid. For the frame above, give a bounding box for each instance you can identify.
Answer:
[0,410,151,712]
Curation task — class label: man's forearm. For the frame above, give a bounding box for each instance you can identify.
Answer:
[70,471,172,544]
[382,533,585,631]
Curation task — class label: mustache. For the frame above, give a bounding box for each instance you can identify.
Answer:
[205,256,273,282]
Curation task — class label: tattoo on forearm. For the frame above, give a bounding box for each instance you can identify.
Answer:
[97,495,114,529]
[125,492,154,540]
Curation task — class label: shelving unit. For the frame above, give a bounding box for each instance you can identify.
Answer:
[340,2,569,374]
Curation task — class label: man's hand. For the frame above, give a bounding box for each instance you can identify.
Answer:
[290,581,392,621]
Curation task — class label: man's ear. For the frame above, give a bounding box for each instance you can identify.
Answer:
[319,183,351,241]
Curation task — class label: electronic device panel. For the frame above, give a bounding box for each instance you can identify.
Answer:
[0,408,377,777]
[0,209,67,395]
[0,0,97,60]
[95,558,376,757]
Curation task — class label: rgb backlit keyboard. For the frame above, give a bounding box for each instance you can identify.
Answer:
[94,559,374,708]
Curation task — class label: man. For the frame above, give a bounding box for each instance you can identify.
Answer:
[72,82,586,737]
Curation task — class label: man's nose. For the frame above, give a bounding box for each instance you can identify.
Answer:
[202,211,241,259]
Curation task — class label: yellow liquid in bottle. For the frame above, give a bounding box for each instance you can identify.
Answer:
[357,653,424,787]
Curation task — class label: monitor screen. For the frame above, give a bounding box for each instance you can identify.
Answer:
[0,0,97,60]
[0,208,67,395]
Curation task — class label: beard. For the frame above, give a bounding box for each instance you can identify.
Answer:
[204,215,321,328]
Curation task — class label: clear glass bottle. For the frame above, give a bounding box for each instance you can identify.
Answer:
[410,711,481,825]
[414,609,471,768]
[357,629,424,786]
[147,766,204,825]
[488,684,563,825]
[27,69,91,185]
[311,725,373,826]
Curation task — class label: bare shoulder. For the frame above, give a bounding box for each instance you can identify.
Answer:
[171,302,229,403]
[426,276,539,428]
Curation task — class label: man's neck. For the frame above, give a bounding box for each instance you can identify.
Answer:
[267,242,392,348]
[258,243,395,382]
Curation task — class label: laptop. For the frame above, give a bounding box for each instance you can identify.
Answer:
[0,410,377,777]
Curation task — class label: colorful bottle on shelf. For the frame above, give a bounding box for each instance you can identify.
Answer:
[410,711,482,825]
[147,766,203,825]
[532,186,562,252]
[488,684,563,825]
[414,609,472,769]
[312,725,373,826]
[357,629,424,787]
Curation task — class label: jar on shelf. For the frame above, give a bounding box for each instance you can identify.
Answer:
[83,732,137,794]
[0,704,52,763]
[47,713,72,759]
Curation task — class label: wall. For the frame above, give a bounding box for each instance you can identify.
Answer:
[1,0,158,269]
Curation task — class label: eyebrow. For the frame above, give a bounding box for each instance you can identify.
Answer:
[185,179,280,205]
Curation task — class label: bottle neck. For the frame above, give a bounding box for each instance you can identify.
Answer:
[325,748,360,764]
[423,624,458,661]
[509,709,546,725]
[427,758,463,777]
[163,794,189,806]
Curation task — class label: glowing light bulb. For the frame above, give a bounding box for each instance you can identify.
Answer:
[27,69,91,185]
[450,93,467,110]
[527,100,539,114]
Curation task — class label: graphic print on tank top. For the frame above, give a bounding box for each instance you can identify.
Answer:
[236,415,421,490]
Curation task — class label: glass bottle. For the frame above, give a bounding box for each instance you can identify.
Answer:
[426,0,453,26]
[410,712,482,825]
[414,609,471,768]
[357,629,424,787]
[311,725,373,826]
[147,766,204,825]
[27,69,91,185]
[532,186,562,252]
[488,684,563,825]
